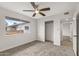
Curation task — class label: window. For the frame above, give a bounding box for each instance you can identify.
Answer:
[5,16,30,35]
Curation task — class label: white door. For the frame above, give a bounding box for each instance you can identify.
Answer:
[73,19,77,56]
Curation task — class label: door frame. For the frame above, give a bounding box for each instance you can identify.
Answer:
[60,20,73,45]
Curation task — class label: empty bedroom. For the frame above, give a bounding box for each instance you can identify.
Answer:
[0,2,78,56]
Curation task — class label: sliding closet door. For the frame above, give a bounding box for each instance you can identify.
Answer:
[45,21,53,42]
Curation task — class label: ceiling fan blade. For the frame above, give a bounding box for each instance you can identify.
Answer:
[32,13,36,17]
[23,10,34,12]
[30,2,36,9]
[39,12,45,16]
[40,7,50,11]
[36,5,39,9]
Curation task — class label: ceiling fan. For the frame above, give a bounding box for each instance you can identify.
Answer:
[23,2,50,17]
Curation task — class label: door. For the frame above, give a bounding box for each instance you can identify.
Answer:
[72,18,77,56]
[45,21,53,42]
[77,13,79,56]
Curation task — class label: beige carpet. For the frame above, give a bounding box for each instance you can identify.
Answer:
[0,40,75,56]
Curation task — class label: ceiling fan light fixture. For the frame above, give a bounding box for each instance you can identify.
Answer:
[35,10,39,14]
[23,2,50,17]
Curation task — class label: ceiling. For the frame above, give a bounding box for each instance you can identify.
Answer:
[0,2,78,19]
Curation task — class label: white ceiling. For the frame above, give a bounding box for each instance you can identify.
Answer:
[0,2,78,19]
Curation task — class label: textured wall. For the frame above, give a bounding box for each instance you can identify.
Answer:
[0,7,37,51]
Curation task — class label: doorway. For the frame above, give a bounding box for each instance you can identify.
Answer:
[61,21,73,47]
[45,21,53,42]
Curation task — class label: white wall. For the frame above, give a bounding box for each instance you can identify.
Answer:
[37,11,74,46]
[0,7,37,51]
[37,19,45,42]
